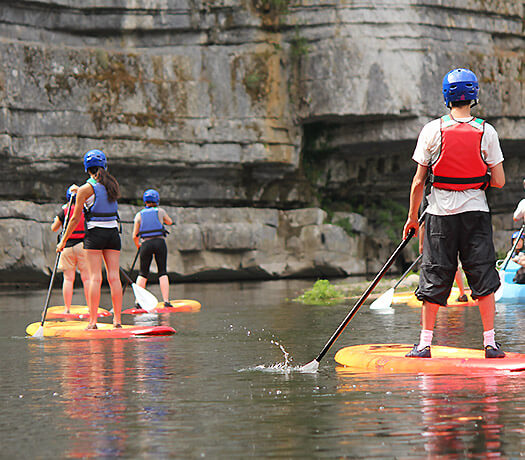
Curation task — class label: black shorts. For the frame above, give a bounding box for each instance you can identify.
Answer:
[83,227,121,251]
[139,238,168,277]
[415,212,500,306]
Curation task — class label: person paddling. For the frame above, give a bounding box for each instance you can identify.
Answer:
[57,150,122,329]
[403,68,505,358]
[132,189,173,308]
[51,185,89,313]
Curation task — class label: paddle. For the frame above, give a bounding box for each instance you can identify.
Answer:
[300,226,418,372]
[119,267,159,312]
[369,254,423,310]
[122,247,140,295]
[33,195,75,338]
[495,223,525,302]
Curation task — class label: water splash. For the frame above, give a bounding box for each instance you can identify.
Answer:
[229,324,319,374]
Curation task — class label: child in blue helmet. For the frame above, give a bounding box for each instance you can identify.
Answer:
[132,189,173,307]
[57,150,122,329]
[403,68,506,358]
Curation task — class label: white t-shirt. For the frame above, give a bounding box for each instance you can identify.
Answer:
[412,117,504,215]
[514,199,525,222]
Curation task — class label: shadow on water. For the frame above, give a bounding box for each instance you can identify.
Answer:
[0,279,524,458]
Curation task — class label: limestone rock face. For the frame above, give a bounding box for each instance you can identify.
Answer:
[0,201,373,282]
[0,1,522,281]
[0,1,522,210]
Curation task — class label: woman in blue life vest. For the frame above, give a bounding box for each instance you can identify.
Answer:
[403,68,506,359]
[132,189,173,307]
[57,150,122,329]
[51,185,89,313]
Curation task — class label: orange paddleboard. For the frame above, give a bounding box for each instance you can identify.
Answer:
[26,321,176,339]
[46,305,110,320]
[335,344,525,374]
[123,299,201,314]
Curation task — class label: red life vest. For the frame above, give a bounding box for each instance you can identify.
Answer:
[62,203,86,240]
[429,115,490,191]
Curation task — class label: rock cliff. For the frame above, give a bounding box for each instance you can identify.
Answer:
[0,1,523,281]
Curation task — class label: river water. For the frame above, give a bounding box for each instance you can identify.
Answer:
[1,279,524,458]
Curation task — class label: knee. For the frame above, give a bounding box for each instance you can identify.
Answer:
[106,271,121,286]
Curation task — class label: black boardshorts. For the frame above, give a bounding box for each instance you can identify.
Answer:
[415,211,500,306]
[83,227,121,251]
[139,238,168,278]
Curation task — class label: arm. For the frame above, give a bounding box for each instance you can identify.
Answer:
[161,208,173,226]
[57,183,92,252]
[489,162,505,188]
[513,199,525,222]
[403,163,428,239]
[132,217,141,249]
[51,215,62,232]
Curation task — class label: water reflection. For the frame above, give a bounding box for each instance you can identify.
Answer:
[336,369,524,457]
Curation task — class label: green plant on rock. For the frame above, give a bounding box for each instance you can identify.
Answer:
[293,279,344,306]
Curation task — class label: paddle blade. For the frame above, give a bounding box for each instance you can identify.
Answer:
[131,283,159,312]
[299,359,319,373]
[32,326,44,339]
[369,288,395,310]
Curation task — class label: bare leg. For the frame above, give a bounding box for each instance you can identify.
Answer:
[159,275,170,302]
[85,250,103,328]
[454,269,466,297]
[421,301,440,331]
[62,269,75,313]
[103,249,122,326]
[477,293,495,331]
[136,275,147,289]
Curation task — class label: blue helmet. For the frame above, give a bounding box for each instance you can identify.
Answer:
[66,185,76,202]
[83,149,107,172]
[442,68,479,107]
[143,189,160,204]
[512,231,524,240]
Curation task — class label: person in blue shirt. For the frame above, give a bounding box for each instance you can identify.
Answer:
[132,189,173,308]
[57,150,122,329]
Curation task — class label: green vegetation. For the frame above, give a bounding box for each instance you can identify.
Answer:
[332,216,357,237]
[293,279,344,305]
[290,27,309,61]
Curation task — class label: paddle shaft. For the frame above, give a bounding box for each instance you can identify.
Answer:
[313,227,416,364]
[501,224,525,271]
[393,253,422,290]
[122,247,140,294]
[119,267,134,285]
[39,196,75,326]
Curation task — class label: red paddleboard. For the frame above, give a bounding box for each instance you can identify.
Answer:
[123,299,201,314]
[26,321,176,339]
[335,344,525,374]
[46,305,111,320]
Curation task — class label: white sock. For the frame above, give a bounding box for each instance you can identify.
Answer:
[417,329,433,351]
[483,329,496,348]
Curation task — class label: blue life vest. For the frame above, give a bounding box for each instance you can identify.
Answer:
[84,178,119,222]
[138,207,166,238]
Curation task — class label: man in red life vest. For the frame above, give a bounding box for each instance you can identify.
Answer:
[403,68,506,358]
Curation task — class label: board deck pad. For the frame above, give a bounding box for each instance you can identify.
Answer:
[123,299,201,315]
[334,343,525,374]
[46,305,111,320]
[26,321,176,338]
